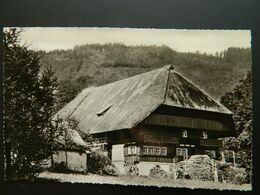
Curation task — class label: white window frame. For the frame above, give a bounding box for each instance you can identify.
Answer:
[142,146,148,155]
[211,150,216,158]
[182,148,188,157]
[128,146,132,154]
[182,130,188,138]
[202,131,208,139]
[161,147,167,156]
[148,146,154,155]
[131,146,137,154]
[155,147,161,155]
[176,148,188,157]
[127,146,137,155]
[176,148,182,156]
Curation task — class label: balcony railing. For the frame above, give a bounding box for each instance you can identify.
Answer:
[86,137,110,147]
[200,139,222,147]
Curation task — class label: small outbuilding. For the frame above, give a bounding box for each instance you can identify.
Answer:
[52,129,90,173]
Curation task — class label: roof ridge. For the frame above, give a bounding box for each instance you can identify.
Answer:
[87,65,172,90]
[162,65,174,104]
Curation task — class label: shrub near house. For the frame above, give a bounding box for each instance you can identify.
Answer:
[150,155,248,185]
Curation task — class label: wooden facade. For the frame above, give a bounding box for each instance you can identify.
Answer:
[93,104,234,164]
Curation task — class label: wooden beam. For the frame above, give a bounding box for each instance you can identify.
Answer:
[200,139,223,147]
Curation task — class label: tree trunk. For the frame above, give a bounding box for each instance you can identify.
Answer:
[4,142,12,180]
[65,150,68,167]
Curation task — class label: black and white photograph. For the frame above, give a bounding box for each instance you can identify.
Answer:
[3,27,252,191]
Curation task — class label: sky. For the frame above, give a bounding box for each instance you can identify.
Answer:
[19,27,251,55]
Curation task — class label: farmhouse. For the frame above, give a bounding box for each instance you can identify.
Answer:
[55,65,235,175]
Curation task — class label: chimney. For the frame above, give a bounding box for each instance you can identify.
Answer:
[168,65,174,72]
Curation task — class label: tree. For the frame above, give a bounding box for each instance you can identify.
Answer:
[223,47,252,65]
[53,116,92,149]
[55,79,80,111]
[3,28,58,181]
[220,72,252,182]
[221,72,252,137]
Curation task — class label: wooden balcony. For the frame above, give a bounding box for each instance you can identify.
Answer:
[145,114,224,131]
[200,139,222,147]
[143,135,179,144]
[86,137,110,147]
[94,137,108,143]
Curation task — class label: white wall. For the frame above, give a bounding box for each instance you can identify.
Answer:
[111,144,125,174]
[67,151,87,172]
[53,150,87,172]
[53,151,66,164]
[110,144,174,175]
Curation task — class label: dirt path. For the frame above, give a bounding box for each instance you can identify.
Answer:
[38,171,251,191]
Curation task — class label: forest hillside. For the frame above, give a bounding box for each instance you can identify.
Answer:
[38,44,252,110]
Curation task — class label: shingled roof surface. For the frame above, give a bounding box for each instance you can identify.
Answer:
[55,65,231,134]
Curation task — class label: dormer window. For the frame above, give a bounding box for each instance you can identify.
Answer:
[202,131,208,139]
[96,105,112,117]
[182,130,188,138]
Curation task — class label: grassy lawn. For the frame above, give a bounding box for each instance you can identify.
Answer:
[38,171,251,191]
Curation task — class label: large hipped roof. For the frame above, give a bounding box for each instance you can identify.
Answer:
[54,65,231,134]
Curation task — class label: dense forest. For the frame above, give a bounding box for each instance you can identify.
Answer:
[38,44,252,110]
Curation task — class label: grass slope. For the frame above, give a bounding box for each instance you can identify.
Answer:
[38,171,251,191]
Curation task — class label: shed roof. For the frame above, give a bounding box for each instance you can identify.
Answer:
[54,65,231,134]
[56,129,88,151]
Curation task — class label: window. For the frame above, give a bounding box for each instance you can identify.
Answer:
[127,146,137,155]
[155,147,161,155]
[202,131,208,139]
[142,146,167,156]
[161,147,167,156]
[148,146,154,155]
[182,130,188,138]
[176,148,182,156]
[142,146,148,155]
[176,148,188,157]
[211,150,216,158]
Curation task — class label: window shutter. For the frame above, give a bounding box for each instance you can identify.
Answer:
[124,146,128,156]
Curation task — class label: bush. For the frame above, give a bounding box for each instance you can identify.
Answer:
[230,167,248,184]
[104,165,119,176]
[169,155,214,181]
[150,165,168,178]
[160,155,248,184]
[185,155,213,181]
[169,163,184,179]
[124,163,139,176]
[88,151,118,176]
[52,162,70,173]
[218,162,247,184]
